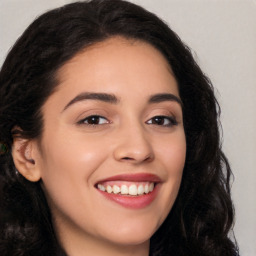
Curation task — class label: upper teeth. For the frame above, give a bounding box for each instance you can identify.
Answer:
[97,182,155,196]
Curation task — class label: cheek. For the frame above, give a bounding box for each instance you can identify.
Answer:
[38,132,109,201]
[166,133,186,194]
[154,131,186,212]
[38,133,111,230]
[157,131,186,173]
[41,129,108,173]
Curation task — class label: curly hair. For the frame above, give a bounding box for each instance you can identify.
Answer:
[0,0,238,255]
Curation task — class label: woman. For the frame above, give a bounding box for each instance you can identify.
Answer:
[0,0,238,255]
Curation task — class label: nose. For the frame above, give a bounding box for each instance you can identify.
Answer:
[113,124,154,164]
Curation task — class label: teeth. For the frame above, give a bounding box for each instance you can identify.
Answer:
[106,185,112,193]
[97,182,155,196]
[137,184,144,195]
[129,184,137,195]
[113,185,120,194]
[149,183,154,192]
[97,184,105,192]
[144,184,149,194]
[121,185,129,195]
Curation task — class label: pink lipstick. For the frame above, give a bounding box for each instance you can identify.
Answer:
[95,173,161,209]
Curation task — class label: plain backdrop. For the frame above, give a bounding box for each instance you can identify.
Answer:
[0,0,255,255]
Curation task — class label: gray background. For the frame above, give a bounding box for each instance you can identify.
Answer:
[0,0,255,255]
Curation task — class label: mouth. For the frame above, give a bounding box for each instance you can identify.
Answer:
[97,181,155,196]
[95,173,161,209]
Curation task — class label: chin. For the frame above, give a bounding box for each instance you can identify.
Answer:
[100,220,159,246]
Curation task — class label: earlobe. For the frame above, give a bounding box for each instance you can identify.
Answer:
[12,138,41,182]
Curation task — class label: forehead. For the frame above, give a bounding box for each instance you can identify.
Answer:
[57,36,174,87]
[43,36,179,112]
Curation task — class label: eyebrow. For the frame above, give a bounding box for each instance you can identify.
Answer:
[149,93,183,107]
[62,92,182,112]
[63,92,119,111]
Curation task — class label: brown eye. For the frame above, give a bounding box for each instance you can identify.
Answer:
[147,116,177,126]
[79,115,109,125]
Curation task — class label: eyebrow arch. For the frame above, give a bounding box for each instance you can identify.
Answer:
[149,93,183,107]
[62,92,119,111]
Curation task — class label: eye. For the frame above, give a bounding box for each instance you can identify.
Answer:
[146,115,177,127]
[78,115,109,125]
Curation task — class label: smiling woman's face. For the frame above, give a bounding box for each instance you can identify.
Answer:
[34,37,186,254]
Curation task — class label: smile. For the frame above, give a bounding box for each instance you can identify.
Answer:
[97,182,155,196]
[95,173,161,209]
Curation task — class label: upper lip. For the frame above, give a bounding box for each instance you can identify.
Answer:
[95,173,162,184]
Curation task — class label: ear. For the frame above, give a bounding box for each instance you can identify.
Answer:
[12,137,41,182]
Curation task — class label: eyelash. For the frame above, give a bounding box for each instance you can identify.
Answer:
[77,115,178,127]
[146,115,178,127]
[77,115,109,126]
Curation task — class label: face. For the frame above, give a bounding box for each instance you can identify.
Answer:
[35,37,186,251]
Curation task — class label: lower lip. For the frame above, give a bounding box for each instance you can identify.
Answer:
[97,184,160,209]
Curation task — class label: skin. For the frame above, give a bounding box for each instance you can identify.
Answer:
[14,37,186,256]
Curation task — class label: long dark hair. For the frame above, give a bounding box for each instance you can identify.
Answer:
[0,0,238,255]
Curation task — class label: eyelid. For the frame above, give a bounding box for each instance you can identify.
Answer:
[74,107,110,122]
[77,115,110,126]
[146,115,178,127]
[145,105,181,123]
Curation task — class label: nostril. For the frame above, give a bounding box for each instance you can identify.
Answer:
[121,155,153,163]
[114,143,154,163]
[122,157,133,160]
